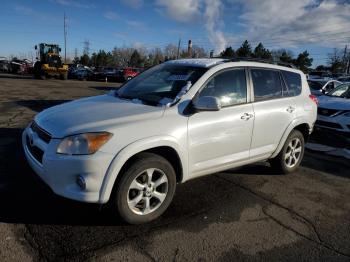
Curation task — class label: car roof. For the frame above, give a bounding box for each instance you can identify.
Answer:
[165,58,226,68]
[164,58,302,74]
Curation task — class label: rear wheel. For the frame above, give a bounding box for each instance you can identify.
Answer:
[270,130,305,174]
[111,152,176,224]
[61,72,68,80]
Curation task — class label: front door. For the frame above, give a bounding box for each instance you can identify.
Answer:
[188,68,254,176]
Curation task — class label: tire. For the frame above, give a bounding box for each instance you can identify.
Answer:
[111,152,176,224]
[61,72,68,80]
[270,130,305,174]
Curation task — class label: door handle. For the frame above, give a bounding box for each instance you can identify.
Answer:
[286,106,295,113]
[241,113,254,121]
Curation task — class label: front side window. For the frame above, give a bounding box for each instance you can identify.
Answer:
[282,71,302,96]
[251,69,283,101]
[198,69,247,107]
[327,84,350,98]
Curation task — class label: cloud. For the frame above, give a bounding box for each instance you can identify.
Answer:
[155,0,228,52]
[155,0,202,22]
[121,0,143,9]
[104,11,118,20]
[231,0,350,48]
[204,0,227,53]
[54,0,95,9]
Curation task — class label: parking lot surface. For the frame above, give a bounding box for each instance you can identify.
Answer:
[0,74,350,262]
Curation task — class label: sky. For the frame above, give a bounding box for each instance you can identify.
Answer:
[1,0,350,66]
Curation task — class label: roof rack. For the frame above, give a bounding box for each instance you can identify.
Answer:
[215,56,297,69]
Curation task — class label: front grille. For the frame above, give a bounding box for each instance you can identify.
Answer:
[30,122,51,143]
[318,107,344,117]
[26,135,44,164]
[316,120,343,129]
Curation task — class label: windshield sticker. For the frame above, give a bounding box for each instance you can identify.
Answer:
[167,74,190,81]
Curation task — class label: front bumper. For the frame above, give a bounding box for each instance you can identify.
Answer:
[22,127,115,203]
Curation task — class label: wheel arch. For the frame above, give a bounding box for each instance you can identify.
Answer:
[271,119,312,159]
[99,137,186,203]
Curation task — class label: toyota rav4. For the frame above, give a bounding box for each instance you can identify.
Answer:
[23,59,317,224]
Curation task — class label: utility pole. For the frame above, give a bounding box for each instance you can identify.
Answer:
[176,38,181,59]
[188,40,192,58]
[64,12,67,63]
[83,39,90,56]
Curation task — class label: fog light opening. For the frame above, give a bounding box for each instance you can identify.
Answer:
[76,175,86,190]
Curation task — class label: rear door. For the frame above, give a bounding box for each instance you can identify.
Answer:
[249,68,296,157]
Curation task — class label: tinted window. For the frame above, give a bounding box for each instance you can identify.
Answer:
[282,71,302,96]
[251,69,283,101]
[199,69,247,107]
[307,80,324,90]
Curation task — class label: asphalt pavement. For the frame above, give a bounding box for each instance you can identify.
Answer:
[0,74,349,262]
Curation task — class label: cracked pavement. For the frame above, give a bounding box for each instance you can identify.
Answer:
[0,74,349,261]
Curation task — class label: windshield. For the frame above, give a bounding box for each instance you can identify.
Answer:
[117,64,208,106]
[307,80,324,90]
[327,83,350,98]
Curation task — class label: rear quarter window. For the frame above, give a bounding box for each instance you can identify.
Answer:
[282,71,302,96]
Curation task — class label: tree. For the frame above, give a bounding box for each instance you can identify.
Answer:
[327,48,346,74]
[236,40,252,57]
[79,54,89,65]
[294,50,313,73]
[164,44,178,60]
[130,50,143,67]
[192,45,207,58]
[271,49,294,64]
[220,46,235,58]
[151,47,164,65]
[253,43,272,60]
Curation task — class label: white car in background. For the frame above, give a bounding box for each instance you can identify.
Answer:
[308,79,342,96]
[316,83,350,134]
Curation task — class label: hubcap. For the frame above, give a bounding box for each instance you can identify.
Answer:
[285,138,302,168]
[127,168,168,215]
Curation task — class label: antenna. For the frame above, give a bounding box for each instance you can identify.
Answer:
[64,12,67,63]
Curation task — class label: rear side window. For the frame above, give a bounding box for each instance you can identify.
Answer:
[251,69,283,101]
[282,71,302,96]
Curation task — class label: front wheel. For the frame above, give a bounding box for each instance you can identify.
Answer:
[270,130,305,174]
[111,152,176,224]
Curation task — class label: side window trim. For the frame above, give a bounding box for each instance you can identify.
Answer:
[279,71,290,97]
[194,67,250,108]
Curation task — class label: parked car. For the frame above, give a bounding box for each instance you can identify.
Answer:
[337,76,350,83]
[316,83,350,134]
[0,59,9,72]
[103,67,122,82]
[122,67,142,81]
[22,59,317,224]
[308,71,332,80]
[75,68,94,80]
[307,79,342,95]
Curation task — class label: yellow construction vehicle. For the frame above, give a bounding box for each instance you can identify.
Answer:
[33,43,68,80]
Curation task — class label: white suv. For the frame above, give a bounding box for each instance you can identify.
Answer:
[23,59,317,224]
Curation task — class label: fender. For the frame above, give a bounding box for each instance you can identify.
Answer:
[270,116,311,158]
[98,135,187,203]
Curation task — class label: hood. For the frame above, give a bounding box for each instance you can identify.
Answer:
[34,94,165,138]
[318,95,350,110]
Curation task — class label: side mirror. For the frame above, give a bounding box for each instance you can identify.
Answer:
[59,48,62,52]
[193,96,221,111]
[35,45,37,50]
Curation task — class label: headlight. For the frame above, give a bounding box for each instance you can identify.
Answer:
[57,132,113,155]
